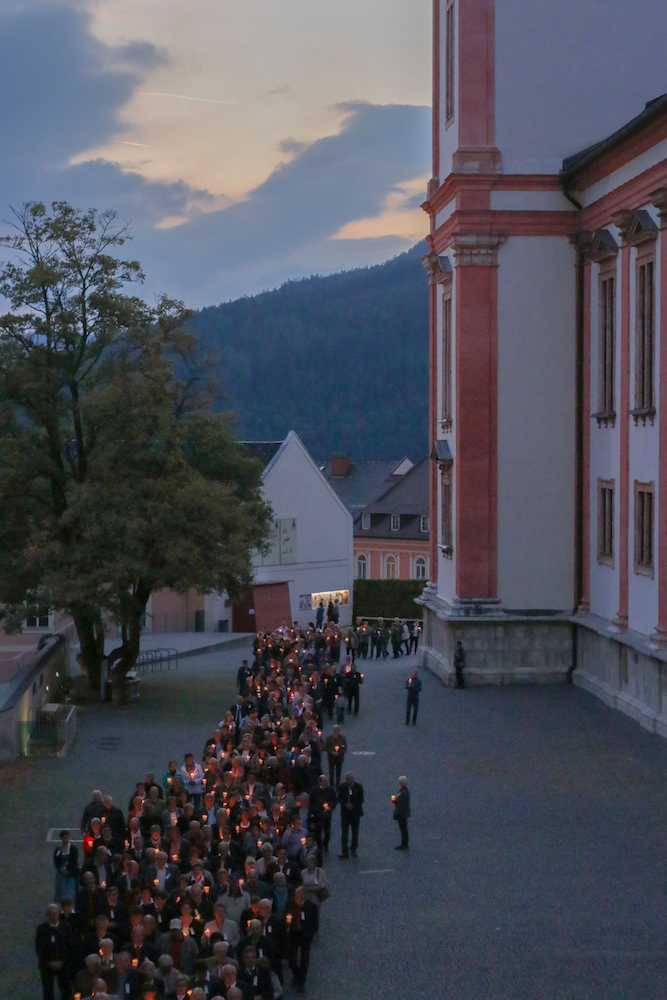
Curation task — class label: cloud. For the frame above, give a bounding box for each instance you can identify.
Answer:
[143,101,431,304]
[0,3,430,307]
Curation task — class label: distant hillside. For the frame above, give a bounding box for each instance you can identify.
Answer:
[188,242,429,461]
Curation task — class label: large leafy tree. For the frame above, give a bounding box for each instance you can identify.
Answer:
[0,202,271,690]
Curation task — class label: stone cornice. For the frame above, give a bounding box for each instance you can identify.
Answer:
[450,233,507,266]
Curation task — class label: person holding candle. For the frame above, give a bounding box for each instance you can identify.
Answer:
[54,830,79,903]
[324,725,347,789]
[393,776,411,850]
[405,669,422,725]
[180,754,205,809]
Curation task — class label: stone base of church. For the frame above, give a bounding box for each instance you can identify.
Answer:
[573,616,667,737]
[418,599,573,686]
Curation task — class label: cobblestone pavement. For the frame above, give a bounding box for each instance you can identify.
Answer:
[6,646,667,998]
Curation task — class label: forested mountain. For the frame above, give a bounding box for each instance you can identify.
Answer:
[188,242,429,461]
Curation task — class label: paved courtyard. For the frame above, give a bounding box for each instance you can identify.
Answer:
[4,645,667,998]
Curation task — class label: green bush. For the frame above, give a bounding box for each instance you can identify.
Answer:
[353,579,424,622]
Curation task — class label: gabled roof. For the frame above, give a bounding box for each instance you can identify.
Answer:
[260,431,353,521]
[562,93,667,181]
[365,457,429,516]
[322,459,412,517]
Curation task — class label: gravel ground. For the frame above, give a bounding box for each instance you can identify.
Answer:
[5,646,667,998]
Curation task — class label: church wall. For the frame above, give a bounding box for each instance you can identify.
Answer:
[496,236,576,611]
[493,0,667,174]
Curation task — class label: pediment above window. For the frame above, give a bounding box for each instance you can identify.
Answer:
[589,228,619,264]
[613,209,658,247]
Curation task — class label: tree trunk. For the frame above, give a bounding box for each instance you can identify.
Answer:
[72,608,106,692]
[109,583,150,704]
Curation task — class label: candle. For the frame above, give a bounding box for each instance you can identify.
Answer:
[301,837,306,845]
[154,879,159,886]
[167,777,172,784]
[204,926,211,937]
[391,795,396,802]
[286,913,293,924]
[334,746,340,752]
[239,878,244,885]
[204,885,209,894]
[101,816,106,823]
[182,928,188,937]
[172,854,178,861]
[202,814,208,822]
[324,804,329,810]
[100,880,106,888]
[132,958,139,967]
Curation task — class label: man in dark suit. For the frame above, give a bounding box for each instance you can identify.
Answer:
[188,958,224,998]
[314,774,337,852]
[80,790,104,832]
[144,851,180,892]
[237,944,273,1000]
[337,773,364,858]
[35,904,72,1000]
[284,887,317,995]
[101,795,126,840]
[393,775,411,850]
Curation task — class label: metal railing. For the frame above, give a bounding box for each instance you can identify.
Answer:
[19,704,76,757]
[135,647,179,674]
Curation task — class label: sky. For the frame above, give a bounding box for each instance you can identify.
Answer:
[0,0,432,307]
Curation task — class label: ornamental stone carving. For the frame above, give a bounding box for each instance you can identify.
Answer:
[450,233,507,266]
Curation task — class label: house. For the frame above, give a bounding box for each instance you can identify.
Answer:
[419,0,667,733]
[322,456,429,580]
[239,433,354,630]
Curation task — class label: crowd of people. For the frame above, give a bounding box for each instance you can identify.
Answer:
[36,618,418,1000]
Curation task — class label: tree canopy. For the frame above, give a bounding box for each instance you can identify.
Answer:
[0,201,271,689]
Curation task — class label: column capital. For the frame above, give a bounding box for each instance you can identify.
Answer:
[651,187,667,225]
[451,233,507,266]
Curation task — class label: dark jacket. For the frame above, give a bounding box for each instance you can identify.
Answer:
[405,677,422,697]
[35,920,71,969]
[394,787,411,819]
[337,781,364,819]
[237,961,274,1000]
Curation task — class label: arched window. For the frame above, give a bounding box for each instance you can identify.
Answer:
[356,554,367,580]
[385,555,396,580]
[415,557,427,580]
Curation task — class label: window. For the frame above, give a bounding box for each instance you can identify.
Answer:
[25,606,49,629]
[390,514,400,532]
[361,512,371,531]
[385,555,396,580]
[445,0,455,124]
[597,274,615,422]
[356,554,367,580]
[634,481,654,576]
[634,257,655,419]
[597,479,614,566]
[415,557,427,580]
[441,294,452,429]
[420,515,429,534]
[441,466,453,557]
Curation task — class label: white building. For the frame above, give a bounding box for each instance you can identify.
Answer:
[247,432,354,629]
[418,0,667,728]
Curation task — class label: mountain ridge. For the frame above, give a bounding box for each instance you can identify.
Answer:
[188,241,429,460]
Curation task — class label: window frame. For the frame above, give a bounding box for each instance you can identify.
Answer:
[385,554,397,580]
[390,514,400,532]
[415,557,427,581]
[360,512,371,531]
[633,249,656,423]
[445,0,455,126]
[441,292,453,430]
[597,266,616,425]
[597,478,615,567]
[420,515,429,534]
[441,466,453,558]
[356,553,368,580]
[633,480,655,577]
[25,605,50,629]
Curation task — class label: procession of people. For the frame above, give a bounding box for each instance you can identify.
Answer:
[35,619,424,1000]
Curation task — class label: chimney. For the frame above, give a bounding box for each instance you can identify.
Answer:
[330,455,350,478]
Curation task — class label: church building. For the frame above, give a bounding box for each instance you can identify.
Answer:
[418,0,667,735]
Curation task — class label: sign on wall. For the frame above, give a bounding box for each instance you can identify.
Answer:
[258,518,297,566]
[311,590,349,609]
[299,594,312,610]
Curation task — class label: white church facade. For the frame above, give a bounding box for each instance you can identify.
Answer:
[417,0,667,735]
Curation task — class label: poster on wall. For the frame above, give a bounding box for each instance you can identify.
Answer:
[299,594,312,610]
[280,518,297,564]
[310,590,350,610]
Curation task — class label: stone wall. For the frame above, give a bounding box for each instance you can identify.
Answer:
[422,608,573,685]
[574,624,667,737]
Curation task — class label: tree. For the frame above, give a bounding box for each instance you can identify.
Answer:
[0,201,271,692]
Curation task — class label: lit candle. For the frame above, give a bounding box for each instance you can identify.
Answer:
[100,880,106,888]
[172,854,178,861]
[324,804,329,810]
[132,958,139,967]
[286,913,293,924]
[167,777,172,784]
[202,814,208,822]
[101,816,106,823]
[204,885,209,894]
[154,879,159,886]
[391,795,396,802]
[301,837,306,845]
[204,926,211,937]
[239,877,244,885]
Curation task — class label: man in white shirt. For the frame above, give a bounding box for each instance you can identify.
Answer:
[180,753,205,808]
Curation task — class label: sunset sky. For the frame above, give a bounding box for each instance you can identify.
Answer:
[0,0,431,305]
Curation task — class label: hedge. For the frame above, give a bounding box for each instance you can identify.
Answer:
[352,579,425,622]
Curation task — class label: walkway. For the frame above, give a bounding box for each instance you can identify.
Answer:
[5,646,667,997]
[311,654,667,1000]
